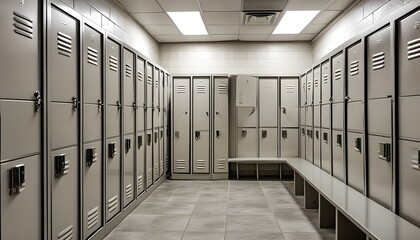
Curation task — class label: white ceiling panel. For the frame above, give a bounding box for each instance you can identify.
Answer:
[132,13,173,25]
[154,34,186,42]
[199,0,242,12]
[146,25,181,35]
[210,34,239,41]
[311,10,341,24]
[184,35,212,42]
[268,34,298,41]
[239,34,270,41]
[117,0,163,13]
[326,0,354,10]
[302,24,327,34]
[285,0,331,10]
[202,12,241,25]
[295,33,317,40]
[157,0,200,11]
[240,26,275,35]
[207,25,240,34]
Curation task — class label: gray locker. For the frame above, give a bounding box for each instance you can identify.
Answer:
[398,139,420,227]
[124,106,135,134]
[82,24,102,105]
[153,129,159,181]
[136,132,145,195]
[305,128,313,162]
[159,71,165,127]
[399,96,420,141]
[106,105,121,139]
[259,128,278,157]
[347,132,364,193]
[300,107,306,127]
[193,77,210,131]
[314,128,321,167]
[367,26,391,99]
[305,106,313,127]
[52,146,79,240]
[367,98,392,137]
[332,103,343,130]
[313,66,321,105]
[321,60,331,104]
[332,130,344,181]
[238,107,258,127]
[137,57,145,109]
[368,135,392,209]
[237,128,258,157]
[146,63,153,130]
[281,106,298,128]
[0,100,41,161]
[146,131,153,187]
[321,104,331,129]
[214,76,229,173]
[347,101,363,132]
[83,141,102,237]
[314,105,321,128]
[137,105,145,133]
[1,155,42,240]
[123,134,134,207]
[259,78,278,127]
[193,130,210,173]
[280,78,299,128]
[235,75,257,107]
[83,104,101,142]
[347,41,364,101]
[159,128,164,176]
[153,68,160,128]
[106,137,121,220]
[306,70,313,105]
[123,48,135,106]
[173,77,190,174]
[300,127,306,159]
[280,129,298,157]
[106,38,120,106]
[321,128,331,173]
[51,102,78,150]
[332,52,344,103]
[300,74,307,107]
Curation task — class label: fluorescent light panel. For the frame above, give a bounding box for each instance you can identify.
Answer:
[273,11,320,34]
[167,11,208,35]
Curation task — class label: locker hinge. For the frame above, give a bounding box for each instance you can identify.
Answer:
[9,164,25,195]
[86,147,97,167]
[98,99,103,112]
[34,91,42,113]
[72,97,79,111]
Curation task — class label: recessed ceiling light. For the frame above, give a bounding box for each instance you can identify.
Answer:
[273,11,320,34]
[167,11,208,35]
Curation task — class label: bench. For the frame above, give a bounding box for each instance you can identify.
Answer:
[228,157,287,180]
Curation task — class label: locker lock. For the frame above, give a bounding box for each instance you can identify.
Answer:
[138,136,143,149]
[9,164,25,195]
[132,102,137,109]
[195,131,201,140]
[216,111,220,115]
[154,132,158,143]
[241,130,247,138]
[281,107,286,114]
[108,142,117,158]
[378,143,391,162]
[282,130,287,139]
[55,154,68,178]
[216,130,221,138]
[175,131,180,139]
[206,111,209,116]
[354,137,362,153]
[34,91,42,113]
[315,130,319,140]
[72,97,79,111]
[116,101,121,110]
[86,147,97,167]
[344,96,351,101]
[336,134,342,147]
[301,128,305,136]
[160,130,163,139]
[97,99,104,112]
[323,132,328,143]
[125,139,131,153]
[262,130,267,139]
[147,134,152,145]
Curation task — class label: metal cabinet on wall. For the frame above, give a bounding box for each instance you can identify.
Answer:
[213,76,229,173]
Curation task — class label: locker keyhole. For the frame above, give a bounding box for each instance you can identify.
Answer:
[241,130,247,138]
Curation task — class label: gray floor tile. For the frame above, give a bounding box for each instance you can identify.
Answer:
[225,232,286,240]
[197,192,228,203]
[107,231,184,240]
[185,214,226,233]
[276,216,319,233]
[283,232,334,240]
[116,214,191,232]
[167,192,201,203]
[193,203,228,215]
[182,231,225,240]
[226,215,282,233]
[228,202,273,215]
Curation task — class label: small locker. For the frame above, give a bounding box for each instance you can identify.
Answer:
[300,127,306,159]
[124,106,135,134]
[123,48,135,106]
[314,128,321,167]
[332,52,344,103]
[347,41,364,101]
[106,137,121,220]
[280,78,299,128]
[321,60,331,104]
[332,103,343,130]
[280,129,298,157]
[235,75,257,107]
[332,130,344,181]
[314,105,321,128]
[347,132,364,193]
[106,38,121,106]
[321,104,331,129]
[300,74,307,107]
[153,67,160,128]
[306,70,313,106]
[137,57,145,131]
[306,128,313,163]
[347,101,363,132]
[213,76,229,173]
[123,133,134,207]
[399,96,420,141]
[159,71,165,128]
[146,131,153,187]
[146,63,153,130]
[321,128,331,173]
[313,66,321,105]
[237,128,258,157]
[153,129,159,181]
[137,132,145,195]
[367,98,392,137]
[259,128,278,157]
[259,78,278,128]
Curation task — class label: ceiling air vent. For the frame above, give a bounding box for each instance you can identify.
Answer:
[242,12,280,26]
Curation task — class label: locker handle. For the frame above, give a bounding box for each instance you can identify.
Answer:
[86,147,97,167]
[336,134,342,147]
[315,130,319,140]
[216,111,220,115]
[175,131,180,139]
[34,91,42,113]
[216,130,221,138]
[125,139,131,153]
[147,134,152,145]
[354,137,362,153]
[97,99,103,112]
[9,164,25,195]
[116,101,121,110]
[184,111,188,114]
[262,130,267,138]
[378,143,391,162]
[195,131,201,140]
[132,102,137,109]
[281,107,286,114]
[323,132,328,143]
[282,130,287,139]
[301,128,305,136]
[344,96,350,101]
[72,97,79,111]
[241,130,247,138]
[54,154,68,178]
[108,143,117,158]
[160,130,163,138]
[154,132,158,143]
[138,136,143,148]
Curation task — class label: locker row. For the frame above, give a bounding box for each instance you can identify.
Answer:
[299,6,420,228]
[0,1,170,240]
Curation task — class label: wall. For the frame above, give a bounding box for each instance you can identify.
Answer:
[159,42,312,76]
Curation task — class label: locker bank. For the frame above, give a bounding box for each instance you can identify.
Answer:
[2,0,420,239]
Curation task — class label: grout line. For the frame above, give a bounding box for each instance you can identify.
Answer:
[179,181,197,240]
[224,180,230,240]
[260,180,286,234]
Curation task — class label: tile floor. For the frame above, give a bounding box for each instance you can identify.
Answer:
[104,180,335,240]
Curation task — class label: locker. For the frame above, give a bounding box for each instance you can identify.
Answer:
[400,96,420,141]
[300,127,306,159]
[281,78,298,107]
[321,60,331,104]
[300,74,307,107]
[332,52,344,103]
[332,130,344,181]
[367,135,392,209]
[136,132,145,195]
[124,106,135,134]
[106,137,121,220]
[123,48,135,106]
[398,139,420,228]
[300,107,306,127]
[281,106,298,128]
[83,141,102,237]
[367,26,392,99]
[235,75,257,107]
[123,134,134,207]
[314,127,321,167]
[305,106,313,127]
[193,77,210,131]
[237,128,258,157]
[332,103,343,130]
[159,128,164,176]
[52,146,79,240]
[106,105,121,139]
[83,104,102,142]
[306,70,313,106]
[173,77,190,174]
[280,128,298,157]
[137,57,145,109]
[0,0,40,100]
[1,155,42,240]
[49,8,78,103]
[214,76,229,173]
[237,107,258,127]
[346,41,364,101]
[259,128,278,157]
[137,106,145,133]
[146,63,153,130]
[153,68,160,128]
[106,38,121,106]
[0,100,41,161]
[193,130,210,173]
[321,128,331,173]
[321,104,331,129]
[146,131,153,186]
[313,66,321,105]
[159,71,165,127]
[367,98,392,137]
[347,132,364,193]
[314,105,321,128]
[259,78,278,127]
[347,101,363,132]
[305,128,313,163]
[153,129,159,181]
[83,24,102,105]
[51,102,78,150]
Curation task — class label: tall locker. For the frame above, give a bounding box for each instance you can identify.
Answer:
[152,67,159,181]
[321,60,331,173]
[0,0,43,239]
[173,77,190,173]
[136,57,145,195]
[313,66,321,166]
[305,70,313,163]
[49,6,80,239]
[213,76,229,173]
[105,37,121,220]
[300,74,307,108]
[153,129,159,181]
[145,63,153,186]
[164,73,171,175]
[280,78,299,157]
[159,70,165,177]
[259,78,278,157]
[193,77,210,173]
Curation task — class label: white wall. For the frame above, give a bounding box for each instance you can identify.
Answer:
[159,42,312,76]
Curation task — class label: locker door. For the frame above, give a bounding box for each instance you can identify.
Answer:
[321,104,331,129]
[259,78,278,127]
[106,38,120,106]
[159,71,164,127]
[332,52,344,103]
[83,104,101,142]
[259,128,278,157]
[123,134,134,207]
[51,103,78,149]
[237,128,258,157]
[83,25,102,105]
[332,130,344,181]
[321,128,331,173]
[347,41,364,101]
[367,98,392,136]
[153,68,159,128]
[173,77,190,174]
[123,48,135,106]
[106,105,121,138]
[314,128,321,167]
[236,75,257,107]
[237,107,258,127]
[305,106,313,127]
[313,66,321,105]
[300,107,306,127]
[124,106,135,134]
[137,57,145,132]
[136,132,145,195]
[146,131,153,186]
[193,130,210,173]
[300,74,307,107]
[193,77,210,131]
[159,128,164,176]
[321,60,331,104]
[305,128,313,162]
[153,130,159,181]
[347,132,364,193]
[347,101,363,132]
[306,70,313,106]
[314,105,321,128]
[280,78,298,128]
[106,137,121,220]
[399,96,420,141]
[332,103,343,130]
[280,129,298,157]
[300,127,306,158]
[281,106,298,128]
[146,63,153,130]
[1,155,42,240]
[214,77,229,173]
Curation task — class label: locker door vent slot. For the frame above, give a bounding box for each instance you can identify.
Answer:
[378,143,391,162]
[13,12,33,39]
[155,79,159,88]
[148,168,153,182]
[125,64,132,78]
[286,85,295,93]
[196,85,206,94]
[87,206,99,230]
[57,32,72,57]
[86,147,97,167]
[282,130,287,139]
[196,159,206,169]
[147,76,152,85]
[109,55,118,72]
[125,184,133,199]
[9,164,26,195]
[314,78,319,88]
[137,71,143,81]
[336,134,342,147]
[176,160,186,169]
[354,137,362,153]
[137,175,143,190]
[372,52,385,70]
[350,60,359,76]
[323,132,328,143]
[108,195,118,213]
[307,81,311,91]
[217,159,227,169]
[323,74,329,84]
[87,47,98,66]
[54,154,69,178]
[218,84,228,94]
[57,225,73,240]
[176,85,186,93]
[302,83,306,93]
[334,69,342,81]
[407,38,420,60]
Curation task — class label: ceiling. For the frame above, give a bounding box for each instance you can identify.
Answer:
[116,0,355,43]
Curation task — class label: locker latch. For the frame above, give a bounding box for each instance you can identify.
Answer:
[195,131,201,140]
[206,111,209,117]
[344,96,350,102]
[34,91,42,113]
[160,130,163,139]
[55,154,68,178]
[282,130,287,139]
[315,130,319,140]
[72,97,79,111]
[323,132,328,143]
[336,134,342,147]
[125,139,131,153]
[97,99,103,112]
[241,130,247,138]
[281,107,286,114]
[154,132,158,143]
[116,101,121,110]
[307,130,312,138]
[138,136,143,149]
[147,134,152,145]
[301,128,305,136]
[132,102,137,109]
[143,103,147,110]
[354,137,362,153]
[216,130,221,138]
[108,142,117,158]
[158,106,161,112]
[175,131,180,139]
[378,143,391,162]
[86,147,97,167]
[262,130,267,139]
[9,164,25,195]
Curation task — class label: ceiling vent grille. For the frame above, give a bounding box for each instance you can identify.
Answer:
[242,12,280,26]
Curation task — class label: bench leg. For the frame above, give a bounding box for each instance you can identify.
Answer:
[294,172,304,196]
[336,210,366,240]
[304,181,319,209]
[279,163,282,180]
[236,162,239,180]
[256,163,259,180]
[319,194,335,229]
